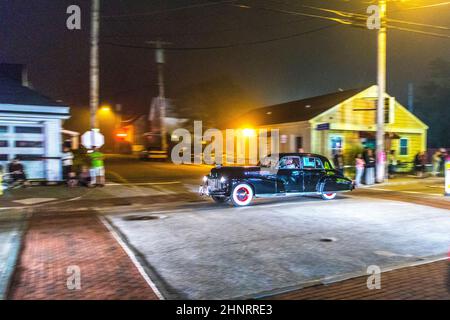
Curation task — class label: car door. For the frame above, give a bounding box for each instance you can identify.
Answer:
[302,156,326,192]
[276,156,303,193]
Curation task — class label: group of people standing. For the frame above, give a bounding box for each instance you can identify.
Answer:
[333,148,376,187]
[334,147,449,187]
[61,147,106,187]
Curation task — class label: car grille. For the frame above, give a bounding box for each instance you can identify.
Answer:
[208,178,221,191]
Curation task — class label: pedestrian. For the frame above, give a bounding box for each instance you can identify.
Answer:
[363,149,376,185]
[88,147,105,187]
[7,158,28,188]
[354,154,365,187]
[388,150,397,178]
[439,148,447,176]
[78,165,92,187]
[432,150,441,177]
[414,151,426,178]
[0,165,3,196]
[62,147,74,183]
[333,150,345,176]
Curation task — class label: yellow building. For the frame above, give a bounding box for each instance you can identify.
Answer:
[241,85,428,165]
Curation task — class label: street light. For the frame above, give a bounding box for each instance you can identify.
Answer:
[242,128,256,137]
[100,105,111,113]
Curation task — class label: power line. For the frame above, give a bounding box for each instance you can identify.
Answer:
[247,4,450,39]
[102,16,315,39]
[101,0,234,19]
[302,5,450,31]
[101,23,339,51]
[397,1,450,11]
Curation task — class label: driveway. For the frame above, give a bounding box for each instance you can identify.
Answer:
[107,196,450,299]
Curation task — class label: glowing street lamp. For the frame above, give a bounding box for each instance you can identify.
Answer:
[242,128,256,137]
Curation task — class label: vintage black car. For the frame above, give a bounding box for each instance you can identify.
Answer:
[199,153,354,206]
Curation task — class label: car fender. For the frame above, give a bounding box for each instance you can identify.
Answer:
[318,175,352,192]
[231,179,256,195]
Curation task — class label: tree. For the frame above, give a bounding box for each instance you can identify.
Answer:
[415,58,450,148]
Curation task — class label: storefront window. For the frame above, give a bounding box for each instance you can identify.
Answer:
[399,138,408,155]
[14,127,43,134]
[15,141,44,148]
[330,136,343,156]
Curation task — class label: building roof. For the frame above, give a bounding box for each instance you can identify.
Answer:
[0,72,65,107]
[240,88,364,126]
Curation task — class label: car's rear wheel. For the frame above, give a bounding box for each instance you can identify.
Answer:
[231,183,254,207]
[212,196,228,203]
[321,192,337,200]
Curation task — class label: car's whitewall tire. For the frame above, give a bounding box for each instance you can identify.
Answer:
[231,183,254,207]
[321,192,337,200]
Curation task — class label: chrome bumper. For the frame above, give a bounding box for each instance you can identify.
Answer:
[199,185,210,196]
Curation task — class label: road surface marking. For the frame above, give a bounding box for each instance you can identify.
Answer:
[105,182,181,186]
[368,188,443,197]
[99,216,165,300]
[13,198,56,205]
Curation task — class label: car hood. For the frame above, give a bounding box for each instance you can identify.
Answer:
[209,166,261,178]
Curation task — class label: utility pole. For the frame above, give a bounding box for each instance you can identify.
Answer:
[90,0,100,130]
[147,40,171,153]
[376,0,387,183]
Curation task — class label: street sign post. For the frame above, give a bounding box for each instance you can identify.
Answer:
[445,155,450,196]
[82,129,104,149]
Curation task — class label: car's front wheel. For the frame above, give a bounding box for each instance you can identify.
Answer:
[321,192,337,200]
[231,183,254,207]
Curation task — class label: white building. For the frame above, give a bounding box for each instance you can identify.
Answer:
[0,64,70,181]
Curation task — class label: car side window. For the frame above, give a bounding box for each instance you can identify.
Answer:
[302,157,324,169]
[278,156,301,169]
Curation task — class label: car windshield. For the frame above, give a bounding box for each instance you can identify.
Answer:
[259,156,278,168]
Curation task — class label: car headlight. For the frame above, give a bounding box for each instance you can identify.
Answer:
[203,176,208,183]
[220,177,227,183]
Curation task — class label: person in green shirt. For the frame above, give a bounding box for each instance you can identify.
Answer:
[88,147,105,187]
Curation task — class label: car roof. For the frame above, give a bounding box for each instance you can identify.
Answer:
[269,153,330,161]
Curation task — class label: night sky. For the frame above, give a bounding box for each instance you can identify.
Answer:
[1,0,449,124]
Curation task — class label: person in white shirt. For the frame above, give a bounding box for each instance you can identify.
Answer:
[61,147,74,182]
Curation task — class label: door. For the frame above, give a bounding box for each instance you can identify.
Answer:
[276,156,303,193]
[301,156,326,192]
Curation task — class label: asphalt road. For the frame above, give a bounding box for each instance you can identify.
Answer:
[105,154,209,184]
[107,196,450,300]
[101,155,450,299]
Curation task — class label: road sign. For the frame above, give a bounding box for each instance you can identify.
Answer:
[316,123,330,131]
[82,129,104,149]
[445,156,450,196]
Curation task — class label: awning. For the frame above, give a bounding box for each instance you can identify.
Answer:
[359,131,400,139]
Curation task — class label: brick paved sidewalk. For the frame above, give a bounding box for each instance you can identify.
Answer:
[8,211,160,300]
[269,259,450,300]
